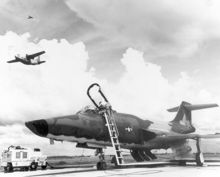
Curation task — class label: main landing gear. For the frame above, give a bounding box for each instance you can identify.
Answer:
[195,137,204,166]
[95,148,107,170]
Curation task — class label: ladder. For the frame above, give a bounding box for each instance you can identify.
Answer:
[87,83,124,166]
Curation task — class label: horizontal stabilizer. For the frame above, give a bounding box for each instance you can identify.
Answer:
[168,103,218,112]
[168,101,218,134]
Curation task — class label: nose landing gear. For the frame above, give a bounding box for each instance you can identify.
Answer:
[88,83,124,170]
[95,148,107,170]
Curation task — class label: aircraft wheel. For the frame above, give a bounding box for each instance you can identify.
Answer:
[30,162,38,170]
[111,156,117,166]
[96,162,107,170]
[196,152,204,166]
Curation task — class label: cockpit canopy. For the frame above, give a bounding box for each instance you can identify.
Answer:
[76,105,98,115]
[76,105,117,115]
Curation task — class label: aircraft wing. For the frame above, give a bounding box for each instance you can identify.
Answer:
[154,132,220,142]
[26,51,45,60]
[143,128,220,143]
[7,59,19,63]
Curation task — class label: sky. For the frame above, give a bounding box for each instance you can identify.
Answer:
[1,0,220,155]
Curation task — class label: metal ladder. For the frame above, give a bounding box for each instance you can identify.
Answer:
[87,83,124,166]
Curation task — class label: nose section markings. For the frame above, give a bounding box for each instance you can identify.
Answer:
[25,119,48,137]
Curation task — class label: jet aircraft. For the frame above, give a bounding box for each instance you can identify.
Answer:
[25,83,220,170]
[7,51,46,65]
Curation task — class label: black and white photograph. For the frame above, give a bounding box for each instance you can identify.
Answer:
[0,0,220,176]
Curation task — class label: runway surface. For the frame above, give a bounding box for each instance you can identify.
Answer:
[1,163,220,177]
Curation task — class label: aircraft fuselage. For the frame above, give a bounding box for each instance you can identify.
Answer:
[25,109,171,150]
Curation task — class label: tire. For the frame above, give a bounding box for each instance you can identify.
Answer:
[96,162,107,170]
[30,162,38,170]
[24,167,29,171]
[4,163,13,173]
[111,156,117,166]
[96,162,101,170]
[196,152,204,166]
[4,167,7,173]
[41,162,47,170]
[178,161,186,166]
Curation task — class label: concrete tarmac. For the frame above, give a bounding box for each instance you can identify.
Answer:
[1,163,220,177]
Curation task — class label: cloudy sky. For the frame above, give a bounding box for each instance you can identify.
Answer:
[1,0,220,155]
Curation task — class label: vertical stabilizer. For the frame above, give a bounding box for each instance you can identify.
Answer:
[168,101,218,134]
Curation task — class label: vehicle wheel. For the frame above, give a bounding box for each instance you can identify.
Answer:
[24,167,29,171]
[4,167,7,173]
[178,161,186,166]
[4,163,13,173]
[30,162,38,170]
[96,162,107,170]
[41,163,47,170]
[196,152,204,166]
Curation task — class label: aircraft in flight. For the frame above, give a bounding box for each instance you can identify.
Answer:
[27,16,33,19]
[25,83,220,170]
[7,51,46,65]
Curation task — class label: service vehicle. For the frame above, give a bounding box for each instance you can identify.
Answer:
[1,145,47,172]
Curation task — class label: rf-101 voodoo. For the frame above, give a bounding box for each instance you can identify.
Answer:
[26,83,220,170]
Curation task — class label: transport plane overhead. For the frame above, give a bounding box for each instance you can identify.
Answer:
[25,83,220,170]
[7,51,46,65]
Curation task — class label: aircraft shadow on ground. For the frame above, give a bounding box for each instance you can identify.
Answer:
[26,168,163,177]
[26,169,96,177]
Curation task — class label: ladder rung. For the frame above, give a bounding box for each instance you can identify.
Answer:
[103,112,124,163]
[117,157,123,159]
[109,124,117,128]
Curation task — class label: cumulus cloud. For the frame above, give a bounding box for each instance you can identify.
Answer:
[108,48,220,128]
[66,0,220,89]
[66,0,212,57]
[0,31,219,155]
[0,31,97,124]
[0,0,95,41]
[0,124,95,156]
[2,0,220,86]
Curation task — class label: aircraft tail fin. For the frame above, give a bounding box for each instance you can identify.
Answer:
[168,101,218,134]
[7,56,20,63]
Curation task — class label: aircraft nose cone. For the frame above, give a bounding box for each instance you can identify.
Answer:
[25,119,48,137]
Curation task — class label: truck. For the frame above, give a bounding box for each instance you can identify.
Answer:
[1,145,47,172]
